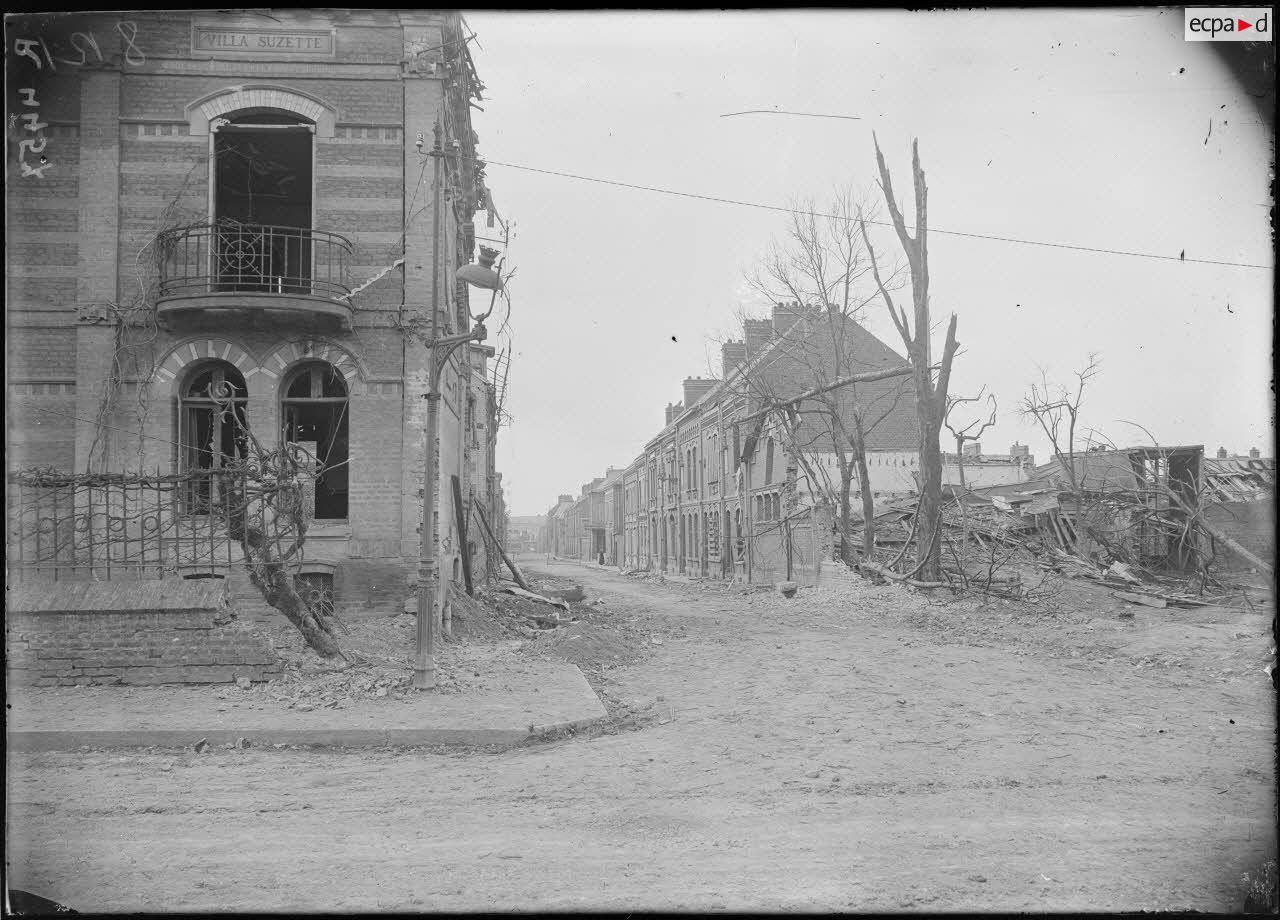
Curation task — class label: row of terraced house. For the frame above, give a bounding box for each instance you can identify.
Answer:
[541,302,1043,585]
[543,303,924,586]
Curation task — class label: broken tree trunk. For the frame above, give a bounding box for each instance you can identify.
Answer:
[859,560,948,589]
[862,137,960,584]
[497,584,569,611]
[473,498,531,590]
[248,557,343,658]
[229,484,342,659]
[1199,517,1274,577]
[735,364,914,426]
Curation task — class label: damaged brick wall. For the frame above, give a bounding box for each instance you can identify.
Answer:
[6,580,280,687]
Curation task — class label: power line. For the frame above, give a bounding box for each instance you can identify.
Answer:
[482,158,1269,270]
[720,109,862,121]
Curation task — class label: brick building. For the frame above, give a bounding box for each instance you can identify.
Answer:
[6,10,504,618]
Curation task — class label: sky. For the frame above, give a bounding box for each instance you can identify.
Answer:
[463,9,1274,517]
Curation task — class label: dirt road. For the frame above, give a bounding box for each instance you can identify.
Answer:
[8,560,1275,912]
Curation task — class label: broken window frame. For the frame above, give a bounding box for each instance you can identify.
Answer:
[177,360,249,515]
[280,361,350,521]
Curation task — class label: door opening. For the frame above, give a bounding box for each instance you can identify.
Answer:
[213,111,313,293]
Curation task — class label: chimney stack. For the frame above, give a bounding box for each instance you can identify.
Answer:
[682,376,718,409]
[721,340,747,379]
[1216,447,1228,459]
[1249,447,1260,459]
[558,494,573,504]
[665,401,684,426]
[772,300,803,335]
[743,318,775,357]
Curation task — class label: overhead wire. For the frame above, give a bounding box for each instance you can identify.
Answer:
[720,109,862,121]
[475,156,1268,270]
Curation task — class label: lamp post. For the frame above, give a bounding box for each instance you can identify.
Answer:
[412,121,503,691]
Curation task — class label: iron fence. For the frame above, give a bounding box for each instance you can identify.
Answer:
[157,222,353,302]
[7,469,249,581]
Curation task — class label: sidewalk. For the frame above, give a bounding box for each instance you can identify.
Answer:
[8,653,607,752]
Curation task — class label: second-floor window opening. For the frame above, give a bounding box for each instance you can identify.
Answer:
[213,110,314,294]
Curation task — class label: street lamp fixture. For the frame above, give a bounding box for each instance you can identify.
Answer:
[456,245,503,291]
[412,120,502,691]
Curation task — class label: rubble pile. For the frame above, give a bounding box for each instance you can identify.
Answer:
[1036,549,1258,610]
[859,486,1269,609]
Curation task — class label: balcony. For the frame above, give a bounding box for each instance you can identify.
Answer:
[156,222,355,329]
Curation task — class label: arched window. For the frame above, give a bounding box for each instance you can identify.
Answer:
[178,360,248,513]
[281,361,349,520]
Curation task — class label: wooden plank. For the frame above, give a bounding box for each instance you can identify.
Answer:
[1112,590,1168,609]
[451,475,474,596]
[474,499,531,591]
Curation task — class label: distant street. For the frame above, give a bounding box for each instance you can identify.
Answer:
[8,559,1275,913]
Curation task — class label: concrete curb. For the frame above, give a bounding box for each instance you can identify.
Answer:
[8,714,609,753]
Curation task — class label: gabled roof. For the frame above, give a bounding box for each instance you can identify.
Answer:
[759,316,918,452]
[548,500,575,519]
[646,310,917,452]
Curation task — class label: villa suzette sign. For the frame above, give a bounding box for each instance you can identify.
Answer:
[193,26,334,56]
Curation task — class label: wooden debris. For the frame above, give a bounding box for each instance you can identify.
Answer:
[474,499,531,590]
[497,583,570,612]
[1112,590,1167,609]
[518,610,574,628]
[1107,561,1141,584]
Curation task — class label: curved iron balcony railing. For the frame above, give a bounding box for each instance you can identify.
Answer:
[157,222,354,321]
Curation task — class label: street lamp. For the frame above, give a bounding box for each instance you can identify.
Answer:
[412,120,503,690]
[456,245,503,290]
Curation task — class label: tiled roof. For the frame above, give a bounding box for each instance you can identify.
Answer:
[1204,456,1274,501]
[774,318,918,451]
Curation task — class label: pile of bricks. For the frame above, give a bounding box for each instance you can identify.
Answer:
[6,579,280,687]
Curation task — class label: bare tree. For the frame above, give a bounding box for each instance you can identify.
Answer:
[945,387,998,491]
[1020,353,1102,503]
[733,187,913,563]
[860,137,960,581]
[1020,353,1105,556]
